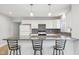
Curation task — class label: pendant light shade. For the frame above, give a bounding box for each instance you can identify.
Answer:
[48,4,52,16]
[30,12,34,16]
[62,13,66,19]
[30,4,34,16]
[48,12,52,16]
[60,12,66,19]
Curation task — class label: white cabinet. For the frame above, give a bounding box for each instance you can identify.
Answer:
[20,24,31,39]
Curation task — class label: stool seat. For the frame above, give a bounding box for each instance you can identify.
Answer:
[53,45,64,50]
[53,40,66,55]
[32,40,43,55]
[7,40,21,55]
[10,45,21,50]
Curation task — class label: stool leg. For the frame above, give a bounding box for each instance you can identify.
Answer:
[53,49,55,55]
[10,50,12,55]
[62,50,64,55]
[34,50,36,55]
[13,50,15,55]
[40,50,42,55]
[56,50,57,55]
[19,48,21,55]
[16,50,18,55]
[59,50,60,55]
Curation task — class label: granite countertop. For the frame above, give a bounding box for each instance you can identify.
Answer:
[3,32,73,40]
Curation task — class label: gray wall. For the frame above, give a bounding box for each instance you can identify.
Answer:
[71,5,79,38]
[0,14,19,47]
[71,4,79,55]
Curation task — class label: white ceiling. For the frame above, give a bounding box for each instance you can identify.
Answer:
[0,4,71,17]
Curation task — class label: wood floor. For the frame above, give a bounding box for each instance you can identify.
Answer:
[0,45,8,55]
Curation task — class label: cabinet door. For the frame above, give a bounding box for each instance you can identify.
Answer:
[20,24,31,39]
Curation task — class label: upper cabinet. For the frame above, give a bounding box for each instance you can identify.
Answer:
[21,20,60,29]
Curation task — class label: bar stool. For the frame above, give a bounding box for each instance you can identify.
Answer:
[7,40,21,55]
[53,40,66,55]
[32,40,43,55]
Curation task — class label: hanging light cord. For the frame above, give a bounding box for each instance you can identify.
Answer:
[48,4,51,13]
[30,4,33,13]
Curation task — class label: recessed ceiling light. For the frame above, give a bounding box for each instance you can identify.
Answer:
[9,11,13,15]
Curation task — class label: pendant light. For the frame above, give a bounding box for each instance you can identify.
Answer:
[62,13,66,19]
[48,4,52,16]
[30,4,34,16]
